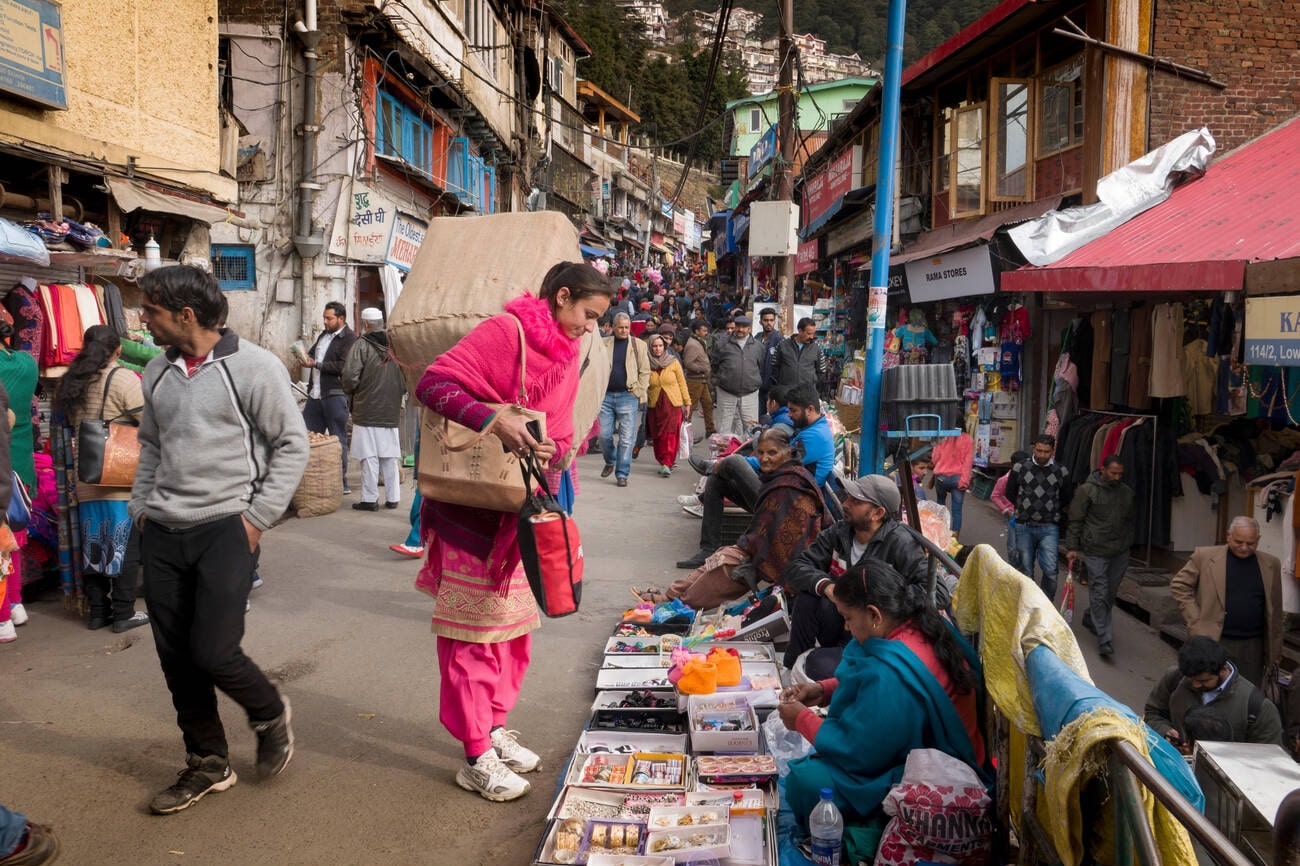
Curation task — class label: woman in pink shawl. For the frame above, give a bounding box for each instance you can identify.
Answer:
[414,262,611,802]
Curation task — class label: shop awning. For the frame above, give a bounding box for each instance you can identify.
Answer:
[891,196,1061,265]
[802,184,876,240]
[1002,117,1300,293]
[580,243,613,258]
[108,178,258,229]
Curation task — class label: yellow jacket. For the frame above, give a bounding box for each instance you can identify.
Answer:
[648,359,690,408]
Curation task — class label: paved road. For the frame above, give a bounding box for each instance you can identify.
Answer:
[0,451,1174,865]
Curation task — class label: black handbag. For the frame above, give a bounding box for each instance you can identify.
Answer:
[77,367,141,487]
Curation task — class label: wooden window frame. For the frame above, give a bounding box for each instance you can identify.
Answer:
[1036,54,1085,158]
[989,77,1034,202]
[951,102,986,219]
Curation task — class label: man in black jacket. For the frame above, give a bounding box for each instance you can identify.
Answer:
[782,474,944,672]
[301,301,357,492]
[771,317,825,392]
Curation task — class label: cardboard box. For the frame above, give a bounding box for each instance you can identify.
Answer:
[687,695,761,753]
[576,730,689,755]
[596,669,674,692]
[644,823,730,863]
[590,691,686,734]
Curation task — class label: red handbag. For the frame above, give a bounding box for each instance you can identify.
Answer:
[516,453,583,617]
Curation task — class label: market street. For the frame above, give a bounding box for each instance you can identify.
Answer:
[0,452,1175,866]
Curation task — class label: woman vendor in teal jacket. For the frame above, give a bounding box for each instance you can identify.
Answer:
[778,558,990,827]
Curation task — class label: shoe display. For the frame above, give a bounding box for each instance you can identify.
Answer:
[0,620,14,643]
[676,494,700,507]
[351,501,379,512]
[616,477,628,488]
[251,696,294,780]
[1099,642,1115,658]
[658,465,672,477]
[688,454,713,476]
[149,753,237,814]
[384,501,400,509]
[1,822,60,865]
[600,464,614,478]
[675,549,709,570]
[682,504,704,518]
[490,728,541,773]
[112,611,150,633]
[9,603,27,626]
[455,750,531,802]
[389,543,425,558]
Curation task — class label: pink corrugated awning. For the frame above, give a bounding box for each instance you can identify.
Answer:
[885,196,1062,267]
[1002,117,1300,293]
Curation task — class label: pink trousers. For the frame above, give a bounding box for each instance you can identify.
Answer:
[1,534,25,623]
[437,632,532,759]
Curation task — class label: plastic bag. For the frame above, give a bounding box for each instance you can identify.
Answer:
[1058,561,1075,623]
[876,748,994,866]
[763,708,813,777]
[678,420,692,461]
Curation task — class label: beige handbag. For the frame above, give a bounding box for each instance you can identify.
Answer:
[417,315,546,512]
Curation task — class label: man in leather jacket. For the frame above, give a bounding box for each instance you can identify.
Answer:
[301,301,357,492]
[782,474,944,673]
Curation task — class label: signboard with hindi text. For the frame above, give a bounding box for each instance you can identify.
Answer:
[1245,295,1300,366]
[329,183,397,264]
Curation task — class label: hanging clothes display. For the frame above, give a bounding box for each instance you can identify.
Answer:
[1109,309,1131,408]
[1149,303,1186,398]
[1089,311,1111,411]
[1127,302,1153,409]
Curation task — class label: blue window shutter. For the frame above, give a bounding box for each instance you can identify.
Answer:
[211,244,256,291]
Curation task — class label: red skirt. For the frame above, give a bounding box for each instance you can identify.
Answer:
[648,399,684,468]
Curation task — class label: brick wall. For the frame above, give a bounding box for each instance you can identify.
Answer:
[1149,0,1300,154]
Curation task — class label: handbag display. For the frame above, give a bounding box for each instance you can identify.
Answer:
[77,367,141,487]
[6,471,31,531]
[516,452,583,618]
[417,315,546,512]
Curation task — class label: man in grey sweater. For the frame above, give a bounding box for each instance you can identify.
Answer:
[130,266,309,815]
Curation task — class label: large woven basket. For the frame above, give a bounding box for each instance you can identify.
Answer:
[834,399,863,434]
[292,434,342,517]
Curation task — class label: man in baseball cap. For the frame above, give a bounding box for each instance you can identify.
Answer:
[782,473,941,675]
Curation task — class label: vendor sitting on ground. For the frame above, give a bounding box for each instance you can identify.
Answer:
[652,427,830,608]
[782,474,943,675]
[778,557,988,830]
[676,383,834,570]
[1144,635,1283,751]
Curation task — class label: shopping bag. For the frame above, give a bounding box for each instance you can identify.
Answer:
[1058,560,1075,623]
[677,419,692,461]
[516,453,583,617]
[6,471,31,532]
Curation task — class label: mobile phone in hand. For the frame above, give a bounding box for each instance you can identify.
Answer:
[526,420,543,443]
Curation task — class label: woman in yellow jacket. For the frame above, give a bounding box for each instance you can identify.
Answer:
[646,334,691,476]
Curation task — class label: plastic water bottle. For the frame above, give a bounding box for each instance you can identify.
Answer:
[808,787,843,866]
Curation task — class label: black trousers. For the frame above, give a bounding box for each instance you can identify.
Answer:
[783,589,849,669]
[698,455,763,551]
[143,515,281,758]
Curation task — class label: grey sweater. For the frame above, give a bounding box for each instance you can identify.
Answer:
[129,330,309,532]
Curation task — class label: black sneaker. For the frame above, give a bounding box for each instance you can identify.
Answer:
[351,501,379,512]
[149,754,237,814]
[1099,641,1115,658]
[251,696,294,780]
[676,549,710,570]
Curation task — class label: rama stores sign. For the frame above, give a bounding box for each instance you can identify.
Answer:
[1245,295,1300,366]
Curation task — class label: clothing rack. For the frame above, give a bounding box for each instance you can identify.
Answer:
[1071,408,1158,566]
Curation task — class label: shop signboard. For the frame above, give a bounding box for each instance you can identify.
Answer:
[385,212,427,272]
[748,124,777,179]
[903,244,996,303]
[1245,294,1300,366]
[329,183,397,265]
[795,239,819,275]
[801,146,860,233]
[673,209,687,235]
[0,0,66,109]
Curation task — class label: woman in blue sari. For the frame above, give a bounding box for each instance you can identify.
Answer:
[778,557,988,826]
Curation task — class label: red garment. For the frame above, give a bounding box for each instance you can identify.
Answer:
[1100,418,1135,464]
[891,621,986,766]
[931,432,974,489]
[999,304,1030,344]
[648,398,683,468]
[52,284,85,361]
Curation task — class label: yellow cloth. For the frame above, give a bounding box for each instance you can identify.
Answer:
[648,359,690,409]
[952,544,1092,737]
[1041,708,1197,866]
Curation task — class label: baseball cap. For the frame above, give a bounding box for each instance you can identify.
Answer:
[733,315,752,326]
[841,474,901,513]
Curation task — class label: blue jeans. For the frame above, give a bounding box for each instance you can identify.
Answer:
[1017,522,1060,601]
[599,391,640,480]
[303,394,351,486]
[0,804,27,858]
[934,474,966,533]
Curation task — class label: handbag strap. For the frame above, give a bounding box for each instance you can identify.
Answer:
[507,313,528,406]
[98,366,120,421]
[519,451,556,500]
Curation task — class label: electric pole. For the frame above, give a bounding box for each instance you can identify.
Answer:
[774,0,796,328]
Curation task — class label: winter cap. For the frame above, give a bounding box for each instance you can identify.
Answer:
[361,307,384,323]
[732,315,752,326]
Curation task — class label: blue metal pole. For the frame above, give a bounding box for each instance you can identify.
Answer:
[856,0,909,475]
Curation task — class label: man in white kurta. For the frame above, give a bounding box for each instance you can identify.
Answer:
[341,308,406,510]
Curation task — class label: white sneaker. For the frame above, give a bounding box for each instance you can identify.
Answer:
[0,621,14,643]
[491,728,541,773]
[677,494,700,507]
[9,604,27,626]
[682,504,704,518]
[455,749,531,802]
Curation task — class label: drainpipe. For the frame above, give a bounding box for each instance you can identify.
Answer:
[293,2,324,338]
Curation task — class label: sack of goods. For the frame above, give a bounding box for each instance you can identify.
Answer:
[291,432,343,517]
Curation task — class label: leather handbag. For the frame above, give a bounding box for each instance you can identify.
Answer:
[516,452,583,617]
[77,367,142,488]
[417,315,546,512]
